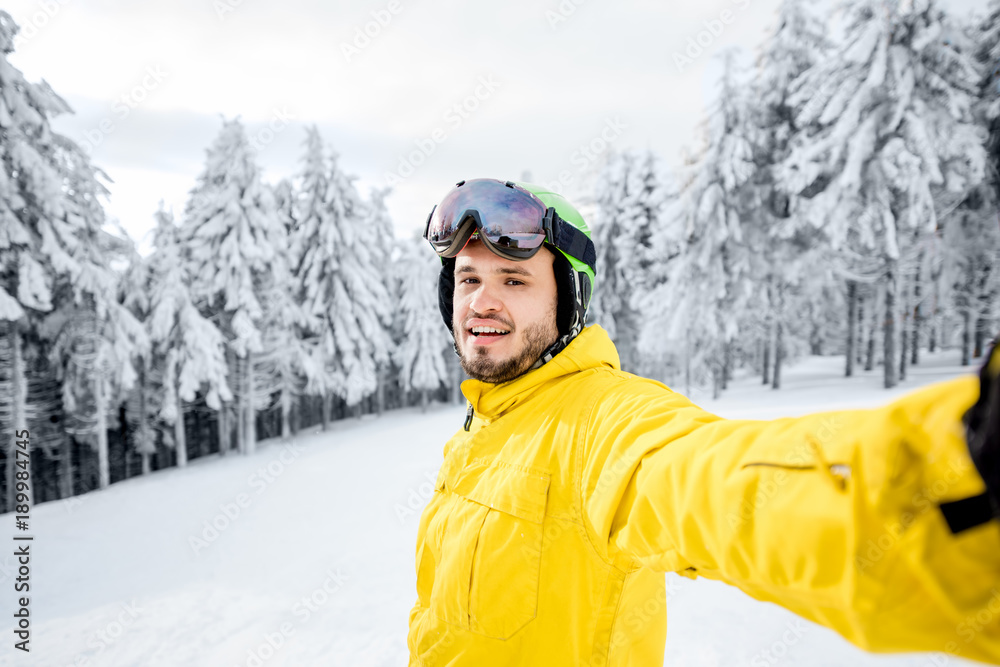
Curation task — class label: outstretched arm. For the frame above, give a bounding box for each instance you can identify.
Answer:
[581,370,1000,664]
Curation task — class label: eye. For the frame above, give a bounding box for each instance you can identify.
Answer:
[506,279,525,286]
[460,277,479,285]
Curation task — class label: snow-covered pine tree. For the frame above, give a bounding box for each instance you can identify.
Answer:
[964,0,1000,357]
[0,12,147,495]
[365,186,397,415]
[978,0,999,207]
[393,237,450,410]
[588,151,633,351]
[0,10,68,508]
[118,240,158,474]
[296,128,393,423]
[254,195,314,440]
[182,118,283,455]
[780,0,986,388]
[638,49,758,397]
[43,144,148,490]
[145,206,231,466]
[750,0,837,382]
[589,150,674,375]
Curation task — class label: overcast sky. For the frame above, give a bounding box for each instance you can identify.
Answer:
[1,0,988,251]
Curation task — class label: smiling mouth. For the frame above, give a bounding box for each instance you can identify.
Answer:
[469,325,511,338]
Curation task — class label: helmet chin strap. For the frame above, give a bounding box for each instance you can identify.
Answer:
[528,270,587,371]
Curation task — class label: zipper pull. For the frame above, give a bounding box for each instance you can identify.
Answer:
[464,403,474,431]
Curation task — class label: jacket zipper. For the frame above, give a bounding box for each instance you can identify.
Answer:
[464,403,474,431]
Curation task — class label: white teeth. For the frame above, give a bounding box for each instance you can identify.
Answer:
[471,326,509,335]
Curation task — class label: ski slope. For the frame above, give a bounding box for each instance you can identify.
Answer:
[0,349,986,667]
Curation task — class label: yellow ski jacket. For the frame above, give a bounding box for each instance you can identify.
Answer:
[407,325,999,666]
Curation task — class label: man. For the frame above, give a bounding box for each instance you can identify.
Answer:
[408,178,1000,666]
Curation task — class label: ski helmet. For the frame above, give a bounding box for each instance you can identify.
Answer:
[432,179,597,363]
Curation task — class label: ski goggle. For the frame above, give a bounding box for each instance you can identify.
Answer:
[423,178,596,268]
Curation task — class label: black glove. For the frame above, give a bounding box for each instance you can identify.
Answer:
[939,335,1000,534]
[966,335,1000,512]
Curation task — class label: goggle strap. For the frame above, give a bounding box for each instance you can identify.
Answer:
[549,212,597,270]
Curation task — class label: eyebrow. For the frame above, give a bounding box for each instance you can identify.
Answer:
[455,265,533,277]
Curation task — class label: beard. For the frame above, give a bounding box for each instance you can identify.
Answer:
[454,312,558,384]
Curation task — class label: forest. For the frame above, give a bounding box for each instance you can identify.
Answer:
[0,0,998,512]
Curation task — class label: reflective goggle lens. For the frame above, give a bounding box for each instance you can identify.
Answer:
[426,179,549,256]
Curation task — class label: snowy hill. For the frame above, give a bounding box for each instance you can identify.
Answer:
[0,349,985,667]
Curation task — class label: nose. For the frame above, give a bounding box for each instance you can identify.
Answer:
[468,280,502,314]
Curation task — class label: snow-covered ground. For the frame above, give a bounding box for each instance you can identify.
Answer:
[0,349,986,667]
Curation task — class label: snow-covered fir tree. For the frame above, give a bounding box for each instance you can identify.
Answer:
[589,150,674,375]
[143,206,232,467]
[0,11,146,495]
[393,237,450,410]
[296,127,393,422]
[779,0,986,387]
[748,0,836,384]
[182,118,284,455]
[638,49,758,396]
[365,186,397,414]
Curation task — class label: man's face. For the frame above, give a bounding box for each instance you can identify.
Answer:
[452,240,559,384]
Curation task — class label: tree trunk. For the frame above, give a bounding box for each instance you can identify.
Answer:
[883,261,898,389]
[137,364,149,474]
[7,322,30,510]
[721,341,731,391]
[772,320,783,390]
[684,328,692,397]
[962,310,972,366]
[975,316,987,359]
[929,317,937,353]
[245,351,256,454]
[420,389,428,413]
[281,388,291,440]
[865,311,876,372]
[911,260,922,365]
[376,366,386,416]
[321,391,331,431]
[762,322,771,386]
[236,354,246,453]
[217,400,229,457]
[846,280,857,377]
[900,275,910,383]
[856,291,866,365]
[95,376,110,489]
[60,433,74,499]
[174,381,188,468]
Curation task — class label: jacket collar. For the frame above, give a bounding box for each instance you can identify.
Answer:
[461,325,620,421]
